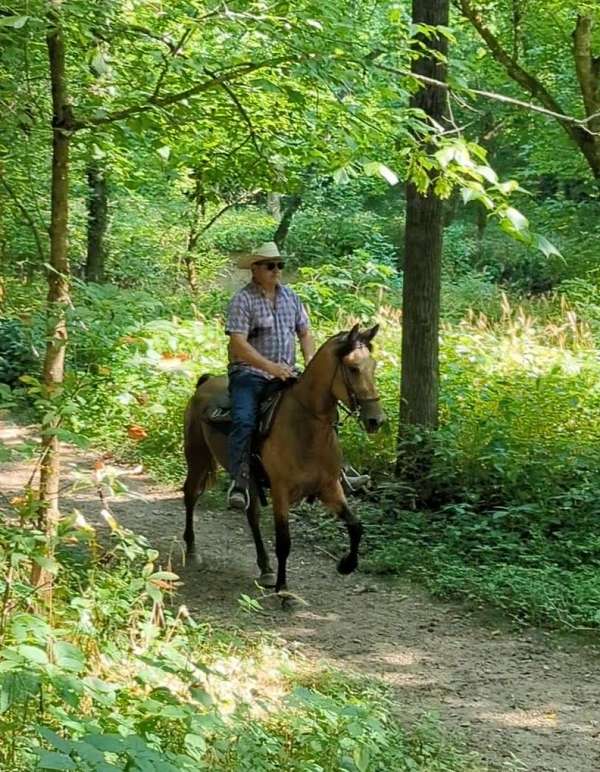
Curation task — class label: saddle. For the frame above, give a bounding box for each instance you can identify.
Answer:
[203,379,291,437]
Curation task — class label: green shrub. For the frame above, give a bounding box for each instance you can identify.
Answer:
[202,206,277,252]
[295,259,399,322]
[0,318,38,386]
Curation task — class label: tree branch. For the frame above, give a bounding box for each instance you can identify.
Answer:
[371,62,600,135]
[204,67,266,161]
[456,0,600,176]
[151,27,196,100]
[0,174,46,264]
[187,189,261,252]
[71,56,298,131]
[456,1,570,110]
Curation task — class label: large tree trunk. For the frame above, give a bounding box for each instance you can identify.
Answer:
[85,161,108,282]
[33,4,73,594]
[396,0,449,475]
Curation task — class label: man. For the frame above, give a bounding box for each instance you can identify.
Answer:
[225,241,368,510]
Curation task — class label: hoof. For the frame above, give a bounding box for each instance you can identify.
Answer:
[278,591,297,611]
[258,571,276,588]
[337,553,358,575]
[277,589,308,611]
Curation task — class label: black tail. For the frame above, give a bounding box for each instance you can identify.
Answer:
[196,373,211,389]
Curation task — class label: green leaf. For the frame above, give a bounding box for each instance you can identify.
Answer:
[496,180,520,195]
[505,206,528,233]
[434,146,454,169]
[91,52,109,76]
[0,15,29,28]
[38,727,71,754]
[15,644,48,666]
[0,671,40,713]
[36,750,76,770]
[333,166,350,185]
[82,733,125,753]
[533,233,563,259]
[363,161,399,185]
[33,555,60,575]
[475,165,498,184]
[148,571,179,582]
[91,143,106,160]
[53,642,86,673]
[461,187,493,210]
[145,583,162,602]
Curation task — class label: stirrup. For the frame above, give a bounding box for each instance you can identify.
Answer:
[227,480,250,511]
[341,469,371,494]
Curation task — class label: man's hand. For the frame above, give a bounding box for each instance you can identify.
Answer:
[268,362,295,380]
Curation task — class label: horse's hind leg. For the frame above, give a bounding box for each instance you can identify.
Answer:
[183,460,202,557]
[271,487,291,594]
[320,481,363,575]
[183,426,216,559]
[246,486,275,587]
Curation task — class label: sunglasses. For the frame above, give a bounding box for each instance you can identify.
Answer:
[256,261,285,271]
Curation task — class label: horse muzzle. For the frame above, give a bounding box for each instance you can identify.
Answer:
[359,401,385,434]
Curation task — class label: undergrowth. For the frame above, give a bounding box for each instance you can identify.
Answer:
[0,492,485,772]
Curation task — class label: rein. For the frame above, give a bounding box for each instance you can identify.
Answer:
[290,347,380,428]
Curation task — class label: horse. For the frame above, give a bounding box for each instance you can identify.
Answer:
[182,323,385,595]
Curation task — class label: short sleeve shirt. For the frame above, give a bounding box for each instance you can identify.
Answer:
[225,281,309,378]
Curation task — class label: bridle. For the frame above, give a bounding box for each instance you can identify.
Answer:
[290,344,380,427]
[336,352,381,424]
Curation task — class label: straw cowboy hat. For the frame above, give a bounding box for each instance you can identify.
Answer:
[235,241,282,269]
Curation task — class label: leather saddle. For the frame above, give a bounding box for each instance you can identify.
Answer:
[204,380,291,438]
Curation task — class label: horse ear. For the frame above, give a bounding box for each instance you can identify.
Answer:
[348,323,360,346]
[361,324,379,343]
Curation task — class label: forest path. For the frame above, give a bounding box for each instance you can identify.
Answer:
[1,418,599,772]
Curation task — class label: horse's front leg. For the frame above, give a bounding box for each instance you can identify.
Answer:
[246,485,275,587]
[271,487,291,594]
[320,481,363,574]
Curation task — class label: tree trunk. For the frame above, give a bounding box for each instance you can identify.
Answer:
[273,194,302,249]
[572,15,600,179]
[182,174,204,293]
[267,192,282,221]
[396,0,449,475]
[85,161,108,282]
[33,4,73,596]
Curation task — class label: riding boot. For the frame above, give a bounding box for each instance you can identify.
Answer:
[227,461,250,511]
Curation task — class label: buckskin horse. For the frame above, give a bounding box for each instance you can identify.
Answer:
[183,323,385,595]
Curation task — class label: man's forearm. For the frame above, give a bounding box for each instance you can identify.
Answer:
[299,330,316,364]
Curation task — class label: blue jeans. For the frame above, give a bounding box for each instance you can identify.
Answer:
[228,370,280,484]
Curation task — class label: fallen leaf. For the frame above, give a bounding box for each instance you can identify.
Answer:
[127,425,148,441]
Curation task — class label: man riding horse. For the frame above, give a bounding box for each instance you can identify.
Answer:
[225,241,369,510]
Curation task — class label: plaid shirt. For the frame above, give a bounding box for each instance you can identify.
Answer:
[225,281,309,378]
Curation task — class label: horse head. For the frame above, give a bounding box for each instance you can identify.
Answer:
[332,323,385,434]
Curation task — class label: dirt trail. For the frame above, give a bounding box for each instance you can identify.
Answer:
[1,419,599,772]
